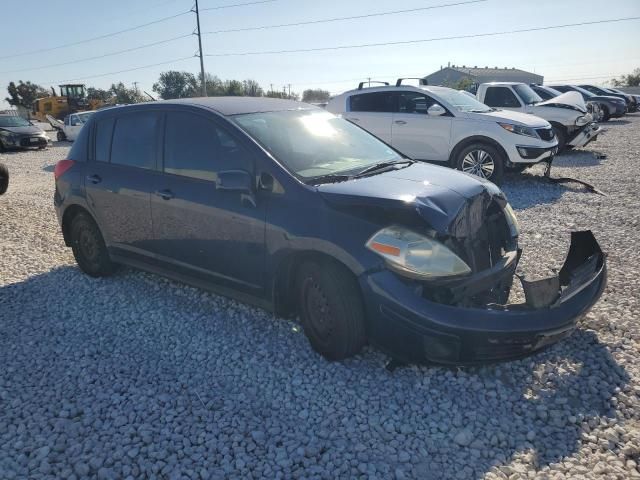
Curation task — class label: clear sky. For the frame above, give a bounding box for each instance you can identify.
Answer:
[1,0,639,108]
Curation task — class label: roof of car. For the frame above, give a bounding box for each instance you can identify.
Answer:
[335,84,455,97]
[159,97,318,116]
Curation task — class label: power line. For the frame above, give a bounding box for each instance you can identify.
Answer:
[0,10,191,60]
[0,35,193,74]
[202,0,486,35]
[205,16,640,57]
[200,0,277,11]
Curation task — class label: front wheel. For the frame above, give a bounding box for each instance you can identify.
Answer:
[600,106,610,122]
[70,212,116,277]
[0,163,9,195]
[552,126,567,153]
[297,260,366,361]
[57,130,66,141]
[454,143,504,185]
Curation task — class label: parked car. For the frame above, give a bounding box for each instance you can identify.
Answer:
[530,84,604,122]
[578,84,637,112]
[601,87,639,113]
[47,111,95,141]
[476,82,600,151]
[0,163,8,195]
[0,114,49,151]
[326,81,558,184]
[53,98,606,365]
[547,84,626,121]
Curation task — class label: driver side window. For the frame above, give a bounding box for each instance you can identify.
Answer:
[396,92,437,114]
[484,87,521,108]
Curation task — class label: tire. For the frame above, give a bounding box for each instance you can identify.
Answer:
[297,260,366,361]
[600,106,610,122]
[57,130,66,141]
[552,126,567,153]
[0,163,8,195]
[69,212,116,277]
[0,140,5,152]
[454,142,504,185]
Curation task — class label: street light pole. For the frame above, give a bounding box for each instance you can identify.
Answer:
[194,0,207,97]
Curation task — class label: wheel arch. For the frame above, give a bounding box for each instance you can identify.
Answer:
[449,135,509,168]
[61,204,96,247]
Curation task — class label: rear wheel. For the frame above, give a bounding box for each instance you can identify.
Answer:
[0,163,8,195]
[57,130,66,141]
[455,142,504,185]
[69,212,116,277]
[297,260,366,361]
[600,105,610,122]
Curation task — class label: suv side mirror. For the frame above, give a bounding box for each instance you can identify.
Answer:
[427,104,446,116]
[217,170,253,192]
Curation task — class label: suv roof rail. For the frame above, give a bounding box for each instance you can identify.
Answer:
[396,78,428,87]
[357,81,390,90]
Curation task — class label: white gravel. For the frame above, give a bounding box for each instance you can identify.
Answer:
[1,118,639,480]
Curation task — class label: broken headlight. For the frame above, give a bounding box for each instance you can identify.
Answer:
[575,115,590,126]
[498,123,537,138]
[366,226,471,279]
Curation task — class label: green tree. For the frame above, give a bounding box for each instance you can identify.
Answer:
[302,89,330,103]
[242,79,264,97]
[223,80,244,96]
[5,81,50,109]
[152,71,197,99]
[612,68,640,87]
[86,87,111,102]
[110,82,145,104]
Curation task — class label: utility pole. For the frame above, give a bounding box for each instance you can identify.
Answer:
[287,84,291,97]
[132,81,139,93]
[194,0,207,97]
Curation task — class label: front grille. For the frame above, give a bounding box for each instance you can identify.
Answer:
[536,127,555,141]
[19,136,46,147]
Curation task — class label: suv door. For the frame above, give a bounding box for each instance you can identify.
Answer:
[483,86,523,111]
[344,91,394,143]
[150,109,266,294]
[85,110,159,256]
[391,91,452,161]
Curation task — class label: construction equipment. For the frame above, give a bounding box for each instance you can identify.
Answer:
[31,84,104,122]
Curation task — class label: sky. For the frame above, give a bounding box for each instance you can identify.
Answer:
[1,0,639,109]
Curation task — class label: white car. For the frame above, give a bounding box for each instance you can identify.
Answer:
[476,82,601,151]
[48,111,94,142]
[326,80,558,184]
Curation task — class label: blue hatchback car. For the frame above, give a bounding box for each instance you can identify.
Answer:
[54,98,606,365]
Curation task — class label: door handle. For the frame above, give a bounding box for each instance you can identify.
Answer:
[394,120,407,125]
[155,189,174,200]
[86,174,102,184]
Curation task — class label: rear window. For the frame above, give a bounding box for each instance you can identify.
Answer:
[349,92,394,113]
[110,112,158,169]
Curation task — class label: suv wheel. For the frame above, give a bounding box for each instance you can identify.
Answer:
[0,163,8,195]
[552,126,567,152]
[70,212,116,277]
[297,260,366,361]
[455,143,504,184]
[57,130,66,141]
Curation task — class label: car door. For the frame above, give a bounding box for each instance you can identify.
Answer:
[483,86,524,112]
[150,108,266,294]
[391,91,453,161]
[343,91,394,143]
[84,110,159,256]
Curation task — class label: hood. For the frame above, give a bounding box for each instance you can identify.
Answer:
[470,108,550,128]
[317,162,505,236]
[0,125,44,135]
[537,91,587,113]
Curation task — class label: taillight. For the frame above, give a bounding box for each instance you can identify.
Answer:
[54,159,75,180]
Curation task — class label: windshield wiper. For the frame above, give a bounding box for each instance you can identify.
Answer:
[305,173,353,185]
[353,159,414,178]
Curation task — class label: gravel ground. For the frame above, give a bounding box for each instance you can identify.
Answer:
[1,117,639,480]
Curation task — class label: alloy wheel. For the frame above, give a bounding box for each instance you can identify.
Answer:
[461,149,495,179]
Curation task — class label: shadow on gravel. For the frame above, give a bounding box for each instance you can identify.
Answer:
[604,119,630,126]
[552,150,605,168]
[501,172,583,210]
[42,165,55,172]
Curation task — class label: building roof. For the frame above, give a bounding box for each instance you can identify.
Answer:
[448,66,539,78]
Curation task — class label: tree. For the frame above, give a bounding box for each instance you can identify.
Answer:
[302,89,330,103]
[200,73,225,96]
[611,68,640,87]
[243,79,264,97]
[152,71,197,99]
[223,80,245,96]
[110,82,145,104]
[86,87,111,102]
[5,81,50,109]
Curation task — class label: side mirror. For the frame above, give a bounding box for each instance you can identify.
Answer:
[217,170,253,192]
[427,104,446,117]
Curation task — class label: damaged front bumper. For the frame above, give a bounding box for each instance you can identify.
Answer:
[361,231,606,365]
[569,122,601,148]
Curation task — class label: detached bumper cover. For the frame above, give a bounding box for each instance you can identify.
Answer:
[569,123,601,148]
[361,231,606,364]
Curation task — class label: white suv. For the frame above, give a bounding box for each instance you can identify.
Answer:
[326,81,558,184]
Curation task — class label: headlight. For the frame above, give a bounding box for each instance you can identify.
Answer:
[498,123,537,138]
[366,226,471,279]
[503,203,520,237]
[575,115,590,126]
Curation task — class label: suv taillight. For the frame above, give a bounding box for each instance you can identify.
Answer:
[54,159,75,180]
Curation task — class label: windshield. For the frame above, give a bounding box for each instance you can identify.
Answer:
[0,116,31,127]
[513,84,542,105]
[434,89,492,112]
[233,110,402,179]
[77,112,94,124]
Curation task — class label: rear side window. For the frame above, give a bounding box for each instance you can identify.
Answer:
[94,117,115,163]
[110,112,158,169]
[163,111,251,181]
[349,92,394,113]
[483,87,521,108]
[68,120,90,162]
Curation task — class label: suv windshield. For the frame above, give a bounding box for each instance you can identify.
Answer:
[234,110,402,179]
[77,112,94,124]
[0,116,31,127]
[435,89,492,113]
[513,85,542,105]
[570,86,595,98]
